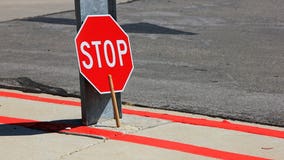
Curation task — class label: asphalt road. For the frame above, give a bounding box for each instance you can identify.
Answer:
[0,0,283,126]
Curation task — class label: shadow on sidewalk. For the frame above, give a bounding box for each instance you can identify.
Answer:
[0,119,81,136]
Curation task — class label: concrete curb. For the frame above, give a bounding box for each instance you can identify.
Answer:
[1,89,283,160]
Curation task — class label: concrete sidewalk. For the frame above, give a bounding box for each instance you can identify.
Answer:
[0,0,131,22]
[0,0,73,22]
[0,89,284,160]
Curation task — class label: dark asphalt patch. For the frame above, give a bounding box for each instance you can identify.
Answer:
[0,77,78,97]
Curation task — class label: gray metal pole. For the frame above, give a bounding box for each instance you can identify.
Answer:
[74,0,122,126]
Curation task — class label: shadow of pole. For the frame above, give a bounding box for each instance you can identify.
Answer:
[0,119,81,136]
[121,22,197,35]
[22,17,197,35]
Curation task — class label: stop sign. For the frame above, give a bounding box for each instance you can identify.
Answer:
[75,15,133,94]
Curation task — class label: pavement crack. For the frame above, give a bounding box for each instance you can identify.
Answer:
[58,140,107,160]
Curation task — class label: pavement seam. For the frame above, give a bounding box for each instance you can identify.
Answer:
[58,140,106,160]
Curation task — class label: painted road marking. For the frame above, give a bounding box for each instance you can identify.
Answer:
[0,115,269,160]
[122,109,284,139]
[1,90,283,139]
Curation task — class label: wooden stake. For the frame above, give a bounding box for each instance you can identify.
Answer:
[108,74,121,128]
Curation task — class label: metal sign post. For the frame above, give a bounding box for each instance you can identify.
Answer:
[74,0,122,126]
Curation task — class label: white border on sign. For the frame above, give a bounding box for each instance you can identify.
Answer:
[74,14,134,94]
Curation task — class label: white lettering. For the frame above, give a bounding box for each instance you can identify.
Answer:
[91,41,102,68]
[80,41,93,69]
[116,40,128,66]
[80,40,128,69]
[103,40,116,67]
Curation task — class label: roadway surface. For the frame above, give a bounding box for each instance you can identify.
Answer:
[0,0,283,126]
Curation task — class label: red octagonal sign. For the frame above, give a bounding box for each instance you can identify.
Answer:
[75,15,133,94]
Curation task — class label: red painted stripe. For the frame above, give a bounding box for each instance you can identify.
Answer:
[1,90,284,139]
[0,116,121,138]
[123,109,284,139]
[0,115,37,124]
[113,135,269,160]
[0,115,270,160]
